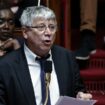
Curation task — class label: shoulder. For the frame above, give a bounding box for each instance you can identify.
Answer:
[51,45,73,56]
[51,45,76,63]
[0,48,22,65]
[0,47,25,77]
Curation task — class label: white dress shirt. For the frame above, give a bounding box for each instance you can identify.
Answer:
[24,44,60,105]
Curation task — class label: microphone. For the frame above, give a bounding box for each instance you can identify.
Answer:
[44,60,52,84]
[44,60,52,105]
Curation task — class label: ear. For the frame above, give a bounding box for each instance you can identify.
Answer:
[21,27,28,39]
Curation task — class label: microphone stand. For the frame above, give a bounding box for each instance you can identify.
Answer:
[44,73,51,105]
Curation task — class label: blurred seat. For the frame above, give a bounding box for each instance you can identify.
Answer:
[80,49,105,105]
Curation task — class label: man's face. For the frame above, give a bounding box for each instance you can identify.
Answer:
[23,17,57,56]
[0,9,15,41]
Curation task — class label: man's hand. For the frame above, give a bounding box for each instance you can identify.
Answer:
[0,50,6,56]
[1,38,20,50]
[76,92,92,100]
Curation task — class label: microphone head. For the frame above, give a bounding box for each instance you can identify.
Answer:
[44,61,52,73]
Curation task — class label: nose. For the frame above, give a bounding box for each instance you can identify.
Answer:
[4,22,9,29]
[44,27,51,34]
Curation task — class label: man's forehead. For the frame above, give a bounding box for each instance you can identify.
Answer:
[33,18,56,23]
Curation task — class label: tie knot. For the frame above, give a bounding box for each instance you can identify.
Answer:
[35,54,50,61]
[35,54,52,73]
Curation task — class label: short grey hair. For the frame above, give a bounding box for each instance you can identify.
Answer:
[20,5,57,26]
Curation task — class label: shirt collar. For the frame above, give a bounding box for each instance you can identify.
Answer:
[24,44,52,64]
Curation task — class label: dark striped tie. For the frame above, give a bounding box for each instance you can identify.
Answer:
[36,54,51,105]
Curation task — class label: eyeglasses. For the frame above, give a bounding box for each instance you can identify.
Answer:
[26,24,57,32]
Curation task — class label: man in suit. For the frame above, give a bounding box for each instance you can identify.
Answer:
[0,1,21,56]
[0,6,92,105]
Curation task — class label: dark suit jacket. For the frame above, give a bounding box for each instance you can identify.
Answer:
[0,45,85,105]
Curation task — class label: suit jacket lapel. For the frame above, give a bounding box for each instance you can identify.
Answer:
[14,48,36,105]
[51,46,68,95]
